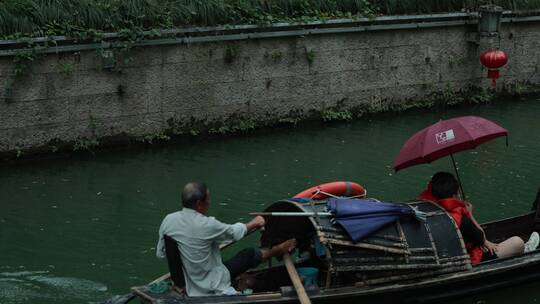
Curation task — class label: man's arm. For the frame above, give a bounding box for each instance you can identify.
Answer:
[208,216,264,244]
[460,217,485,247]
[245,216,265,233]
[156,221,166,259]
[465,201,487,239]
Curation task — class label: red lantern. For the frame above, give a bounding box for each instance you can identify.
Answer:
[480,50,508,87]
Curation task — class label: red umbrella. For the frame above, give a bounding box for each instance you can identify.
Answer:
[393,116,508,197]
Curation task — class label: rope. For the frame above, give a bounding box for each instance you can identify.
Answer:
[147,281,171,294]
[411,206,427,222]
[311,189,368,200]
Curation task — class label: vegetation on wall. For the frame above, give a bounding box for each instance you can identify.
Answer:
[1,0,540,40]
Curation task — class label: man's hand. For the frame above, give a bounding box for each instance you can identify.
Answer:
[464,200,473,214]
[482,240,498,255]
[271,239,297,256]
[245,215,265,232]
[252,216,265,229]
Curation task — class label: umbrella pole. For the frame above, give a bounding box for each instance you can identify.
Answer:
[450,153,466,200]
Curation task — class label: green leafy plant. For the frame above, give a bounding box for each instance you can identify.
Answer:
[305,49,316,65]
[278,117,301,126]
[448,54,466,67]
[270,50,283,62]
[73,137,99,151]
[74,114,100,151]
[442,82,464,105]
[16,148,23,158]
[209,116,257,134]
[3,75,15,103]
[1,0,540,41]
[59,62,76,74]
[141,133,171,144]
[12,46,38,76]
[224,45,239,64]
[470,88,494,103]
[321,108,353,122]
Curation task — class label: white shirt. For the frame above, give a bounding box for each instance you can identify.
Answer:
[156,208,247,296]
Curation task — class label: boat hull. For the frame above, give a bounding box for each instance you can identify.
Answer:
[144,249,540,303]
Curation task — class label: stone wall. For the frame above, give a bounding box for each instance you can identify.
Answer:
[1,21,539,154]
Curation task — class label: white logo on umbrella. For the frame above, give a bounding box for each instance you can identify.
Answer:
[435,129,455,144]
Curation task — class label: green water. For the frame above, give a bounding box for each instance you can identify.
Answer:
[1,96,539,304]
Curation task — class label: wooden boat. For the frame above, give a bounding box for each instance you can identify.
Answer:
[115,190,540,304]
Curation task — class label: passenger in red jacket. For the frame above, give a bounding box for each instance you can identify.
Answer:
[419,172,539,265]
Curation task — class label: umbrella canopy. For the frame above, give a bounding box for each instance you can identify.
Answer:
[327,198,416,242]
[393,116,508,171]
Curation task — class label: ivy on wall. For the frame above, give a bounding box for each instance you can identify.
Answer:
[2,0,540,40]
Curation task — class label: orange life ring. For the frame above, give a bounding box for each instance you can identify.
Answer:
[294,181,366,200]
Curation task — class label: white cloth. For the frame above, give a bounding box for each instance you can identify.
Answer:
[156,208,247,296]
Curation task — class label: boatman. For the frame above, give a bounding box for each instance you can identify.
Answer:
[156,182,296,296]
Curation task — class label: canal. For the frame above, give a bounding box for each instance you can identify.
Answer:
[1,95,539,304]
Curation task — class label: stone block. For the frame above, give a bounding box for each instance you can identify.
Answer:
[0,97,71,129]
[162,39,295,65]
[263,74,331,101]
[46,72,87,99]
[506,23,540,38]
[371,45,428,69]
[6,73,48,102]
[161,84,217,113]
[329,69,396,95]
[247,94,325,120]
[309,48,372,74]
[242,50,309,81]
[118,46,164,68]
[0,57,14,77]
[121,65,163,98]
[35,47,163,74]
[171,106,241,126]
[305,34,355,52]
[162,58,244,87]
[162,42,224,64]
[241,37,304,59]
[0,122,88,150]
[210,80,266,106]
[31,52,83,74]
[92,112,166,137]
[393,64,440,86]
[76,70,125,97]
[67,92,149,122]
[77,50,102,72]
[310,30,415,52]
[161,79,267,113]
[202,104,251,122]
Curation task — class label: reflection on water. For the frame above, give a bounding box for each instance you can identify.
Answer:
[0,96,539,304]
[0,270,107,303]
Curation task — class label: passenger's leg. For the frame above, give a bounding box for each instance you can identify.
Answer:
[224,248,263,280]
[224,239,296,280]
[496,236,525,258]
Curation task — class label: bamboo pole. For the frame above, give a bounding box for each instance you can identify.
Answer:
[283,253,312,304]
[450,153,467,200]
[250,212,332,217]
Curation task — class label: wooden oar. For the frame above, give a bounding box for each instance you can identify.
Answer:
[282,253,312,304]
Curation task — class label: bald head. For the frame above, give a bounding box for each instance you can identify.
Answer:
[182,182,208,209]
